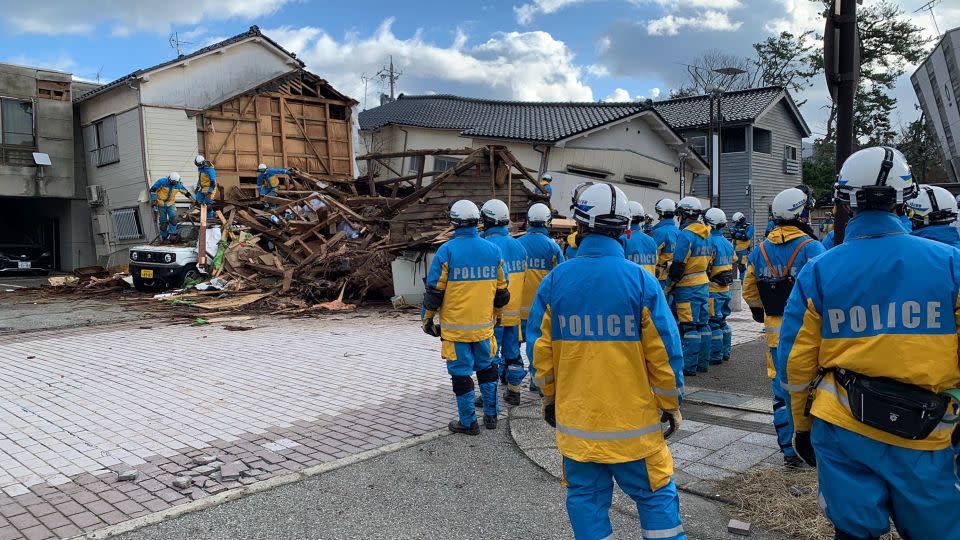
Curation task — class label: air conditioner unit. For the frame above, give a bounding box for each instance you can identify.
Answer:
[87,185,104,206]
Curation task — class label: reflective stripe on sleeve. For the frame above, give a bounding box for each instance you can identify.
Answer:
[501,310,521,317]
[533,374,554,386]
[780,381,809,393]
[642,524,685,539]
[816,380,849,408]
[442,321,495,331]
[652,387,680,397]
[557,422,662,441]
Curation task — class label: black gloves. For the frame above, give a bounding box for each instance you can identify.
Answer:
[750,307,765,323]
[542,398,556,428]
[422,318,441,337]
[794,431,816,467]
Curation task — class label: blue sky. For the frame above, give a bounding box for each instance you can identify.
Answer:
[1,0,955,139]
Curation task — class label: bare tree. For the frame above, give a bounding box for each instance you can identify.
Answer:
[674,49,758,96]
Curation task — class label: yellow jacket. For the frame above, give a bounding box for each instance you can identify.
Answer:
[667,222,711,287]
[517,227,564,322]
[526,235,684,465]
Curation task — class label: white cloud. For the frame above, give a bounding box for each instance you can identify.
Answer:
[514,0,587,25]
[603,88,633,101]
[647,10,742,35]
[1,0,291,35]
[587,64,610,77]
[597,36,612,54]
[648,87,661,99]
[764,0,823,35]
[266,19,594,104]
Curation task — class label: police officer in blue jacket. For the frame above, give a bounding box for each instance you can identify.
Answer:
[907,184,960,248]
[779,147,960,539]
[666,197,713,376]
[703,208,735,364]
[621,201,659,276]
[650,199,680,288]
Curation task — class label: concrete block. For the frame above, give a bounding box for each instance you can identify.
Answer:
[172,476,192,489]
[192,455,219,466]
[117,470,139,481]
[728,519,751,536]
[220,461,246,481]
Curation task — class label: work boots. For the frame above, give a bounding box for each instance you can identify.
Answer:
[504,389,521,406]
[448,420,480,436]
[783,455,805,469]
[483,415,498,430]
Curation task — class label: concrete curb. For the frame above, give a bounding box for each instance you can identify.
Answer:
[67,428,452,539]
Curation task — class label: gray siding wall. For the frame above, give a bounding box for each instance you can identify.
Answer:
[752,100,805,240]
[681,127,751,221]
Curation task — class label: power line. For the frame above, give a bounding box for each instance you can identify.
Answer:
[377,55,402,101]
[913,0,943,37]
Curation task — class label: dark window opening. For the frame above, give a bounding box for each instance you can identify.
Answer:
[1,98,35,147]
[566,164,610,179]
[624,175,664,188]
[753,128,772,153]
[721,126,746,153]
[330,105,348,121]
[686,135,707,157]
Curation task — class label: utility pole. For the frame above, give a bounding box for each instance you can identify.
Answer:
[831,0,858,245]
[377,55,402,101]
[914,0,943,37]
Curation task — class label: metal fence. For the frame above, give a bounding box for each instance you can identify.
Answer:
[111,207,143,241]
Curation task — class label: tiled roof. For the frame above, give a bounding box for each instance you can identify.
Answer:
[358,86,810,140]
[74,26,304,103]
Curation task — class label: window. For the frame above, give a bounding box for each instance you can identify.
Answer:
[721,126,746,153]
[753,128,772,153]
[112,207,144,241]
[686,135,707,157]
[329,105,348,121]
[37,80,70,101]
[566,164,611,179]
[784,144,800,175]
[408,155,424,173]
[1,98,35,147]
[434,156,461,172]
[624,175,665,188]
[92,115,119,167]
[784,145,798,160]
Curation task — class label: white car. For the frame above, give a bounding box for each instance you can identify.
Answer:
[128,244,201,292]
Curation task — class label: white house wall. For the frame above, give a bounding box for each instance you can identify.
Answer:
[138,40,295,111]
[565,116,677,164]
[79,85,139,125]
[142,107,200,189]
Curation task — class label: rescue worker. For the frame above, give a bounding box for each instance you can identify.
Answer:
[704,208,734,364]
[149,172,191,243]
[650,198,680,288]
[621,201,658,276]
[193,154,217,220]
[642,213,655,235]
[821,229,836,250]
[729,212,754,280]
[665,197,712,376]
[256,163,291,206]
[526,183,685,540]
[742,187,825,467]
[422,200,510,434]
[793,184,821,240]
[563,182,593,259]
[819,210,835,239]
[517,203,564,394]
[539,173,554,205]
[481,199,528,406]
[907,184,960,248]
[778,146,960,539]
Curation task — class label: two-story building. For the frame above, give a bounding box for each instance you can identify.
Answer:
[0,63,99,271]
[911,25,960,183]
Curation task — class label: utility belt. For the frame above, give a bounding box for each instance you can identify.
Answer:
[710,270,734,287]
[805,368,960,441]
[756,238,812,316]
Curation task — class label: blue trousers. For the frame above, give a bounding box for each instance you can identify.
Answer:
[812,419,960,539]
[770,347,796,458]
[444,338,498,427]
[195,192,216,219]
[494,325,525,389]
[708,291,732,363]
[157,205,178,239]
[259,186,278,209]
[673,284,710,372]
[563,455,685,540]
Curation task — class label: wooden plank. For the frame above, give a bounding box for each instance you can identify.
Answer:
[386,152,482,214]
[373,157,403,178]
[195,292,272,310]
[281,98,331,174]
[416,156,426,188]
[324,103,335,175]
[199,205,208,268]
[278,96,289,168]
[357,148,474,160]
[281,268,294,292]
[211,96,257,165]
[253,96,263,168]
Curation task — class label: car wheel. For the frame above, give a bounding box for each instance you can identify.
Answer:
[181,264,202,288]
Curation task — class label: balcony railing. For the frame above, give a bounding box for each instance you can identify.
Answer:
[784,158,800,175]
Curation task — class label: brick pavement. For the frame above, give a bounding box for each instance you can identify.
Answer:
[0,312,491,540]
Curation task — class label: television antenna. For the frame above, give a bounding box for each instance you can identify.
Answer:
[377,55,402,100]
[914,0,943,37]
[169,32,193,57]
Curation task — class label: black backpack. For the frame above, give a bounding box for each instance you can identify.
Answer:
[756,238,813,316]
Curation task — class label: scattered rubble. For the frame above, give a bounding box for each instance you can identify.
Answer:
[117,470,139,482]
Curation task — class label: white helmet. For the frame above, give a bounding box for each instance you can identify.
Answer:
[836,146,916,210]
[655,198,677,218]
[541,173,553,183]
[571,182,594,208]
[732,211,745,223]
[677,196,702,220]
[450,200,480,228]
[481,199,510,227]
[704,208,727,227]
[907,185,958,226]
[573,183,630,236]
[527,203,552,226]
[195,154,206,166]
[627,201,645,224]
[258,163,267,172]
[772,188,810,222]
[169,172,181,182]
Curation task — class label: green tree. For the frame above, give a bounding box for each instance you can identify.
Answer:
[896,116,948,183]
[802,139,837,205]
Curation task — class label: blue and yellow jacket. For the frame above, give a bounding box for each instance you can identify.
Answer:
[899,213,913,232]
[707,229,735,293]
[821,230,835,250]
[149,177,190,207]
[621,225,658,276]
[730,221,755,265]
[913,224,960,249]
[257,168,290,195]
[742,226,825,378]
[650,219,680,282]
[564,231,581,260]
[423,227,509,342]
[483,226,527,327]
[196,165,217,198]
[819,219,834,238]
[540,182,553,200]
[667,221,712,288]
[518,226,564,322]
[778,212,960,451]
[526,234,684,466]
[765,219,776,236]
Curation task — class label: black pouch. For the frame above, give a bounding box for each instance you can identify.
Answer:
[837,369,947,440]
[711,270,734,287]
[757,276,794,316]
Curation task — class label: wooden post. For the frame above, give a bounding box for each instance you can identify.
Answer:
[416,154,425,188]
[199,204,208,269]
[278,96,289,171]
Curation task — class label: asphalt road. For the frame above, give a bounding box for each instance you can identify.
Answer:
[687,338,772,399]
[116,421,778,540]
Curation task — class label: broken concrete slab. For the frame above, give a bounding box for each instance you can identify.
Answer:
[117,470,139,482]
[193,465,218,476]
[193,455,219,466]
[172,476,193,489]
[220,460,246,481]
[728,518,751,536]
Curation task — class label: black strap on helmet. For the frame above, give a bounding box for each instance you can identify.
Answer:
[875,147,895,186]
[925,186,940,212]
[607,183,616,216]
